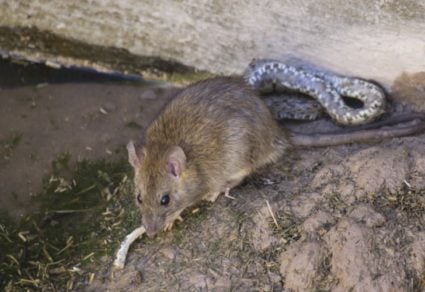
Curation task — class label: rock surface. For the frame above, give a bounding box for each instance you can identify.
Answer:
[1,1,425,87]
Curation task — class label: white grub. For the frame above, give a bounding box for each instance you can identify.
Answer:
[113,226,146,269]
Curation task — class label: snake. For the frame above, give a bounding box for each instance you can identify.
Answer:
[244,59,386,126]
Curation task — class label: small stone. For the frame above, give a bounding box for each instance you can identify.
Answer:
[349,204,385,228]
[160,247,177,260]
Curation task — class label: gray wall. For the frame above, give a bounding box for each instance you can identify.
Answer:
[1,0,425,88]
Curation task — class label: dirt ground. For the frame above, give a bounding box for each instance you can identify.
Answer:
[0,79,179,219]
[1,60,425,291]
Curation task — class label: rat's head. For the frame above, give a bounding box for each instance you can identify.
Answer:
[127,141,190,237]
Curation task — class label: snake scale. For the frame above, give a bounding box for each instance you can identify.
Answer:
[244,59,386,126]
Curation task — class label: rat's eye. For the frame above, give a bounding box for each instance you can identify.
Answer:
[160,193,170,206]
[136,192,143,204]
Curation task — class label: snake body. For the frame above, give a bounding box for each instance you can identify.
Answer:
[244,59,386,126]
[263,94,324,121]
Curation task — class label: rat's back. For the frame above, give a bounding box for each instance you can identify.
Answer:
[146,77,288,173]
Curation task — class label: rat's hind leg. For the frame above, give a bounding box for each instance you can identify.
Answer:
[224,188,236,200]
[220,167,253,200]
[202,168,252,202]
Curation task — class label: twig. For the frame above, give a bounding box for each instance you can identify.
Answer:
[266,200,279,229]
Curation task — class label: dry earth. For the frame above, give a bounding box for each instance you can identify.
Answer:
[1,61,425,291]
[95,134,425,291]
[0,81,179,219]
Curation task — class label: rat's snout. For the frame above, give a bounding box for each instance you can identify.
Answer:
[145,225,160,238]
[142,214,163,238]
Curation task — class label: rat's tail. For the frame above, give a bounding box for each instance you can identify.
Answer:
[288,113,425,148]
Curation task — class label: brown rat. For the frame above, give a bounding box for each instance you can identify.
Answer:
[127,77,425,237]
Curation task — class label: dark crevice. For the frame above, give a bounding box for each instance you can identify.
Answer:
[0,26,200,81]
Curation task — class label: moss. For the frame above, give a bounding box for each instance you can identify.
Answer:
[124,121,143,130]
[0,132,22,159]
[165,71,216,85]
[0,152,140,290]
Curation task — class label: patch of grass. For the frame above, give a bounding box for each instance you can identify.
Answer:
[0,153,139,290]
[168,203,212,244]
[324,193,348,216]
[269,211,301,244]
[370,186,425,220]
[125,121,143,130]
[0,132,22,159]
[186,202,211,223]
[314,250,338,290]
[52,152,71,173]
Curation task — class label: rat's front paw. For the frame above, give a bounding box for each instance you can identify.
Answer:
[164,215,184,231]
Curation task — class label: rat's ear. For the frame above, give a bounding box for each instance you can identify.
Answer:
[127,140,145,169]
[166,146,186,178]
